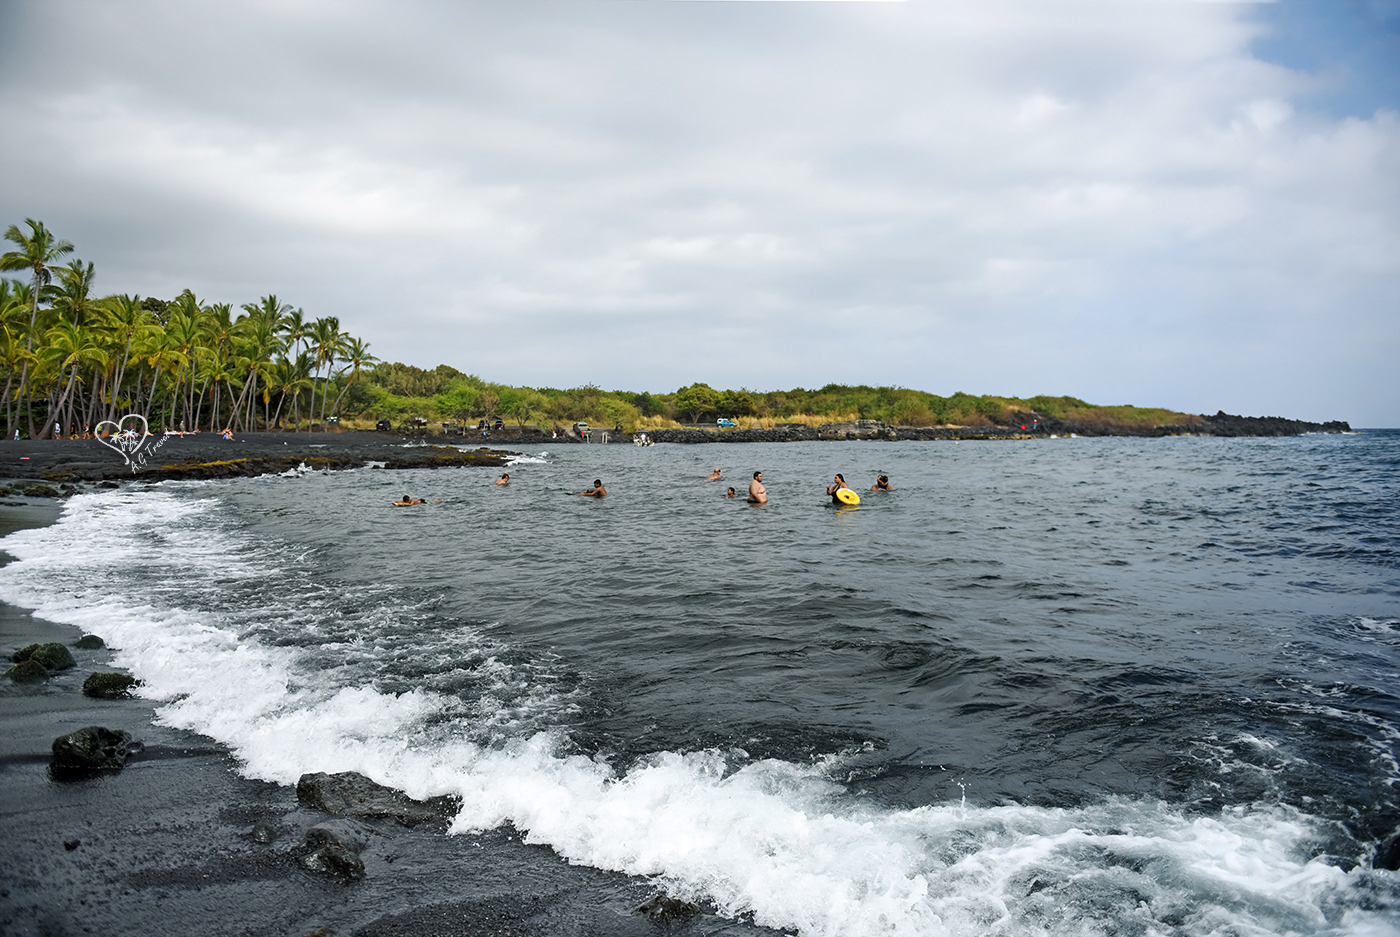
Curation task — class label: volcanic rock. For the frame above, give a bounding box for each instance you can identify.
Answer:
[51,726,143,775]
[299,821,369,881]
[12,642,76,670]
[82,672,139,699]
[296,771,458,827]
[6,659,49,683]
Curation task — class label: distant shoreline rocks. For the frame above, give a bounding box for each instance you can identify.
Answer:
[639,412,1353,444]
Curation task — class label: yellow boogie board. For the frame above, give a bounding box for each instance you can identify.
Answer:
[835,488,861,505]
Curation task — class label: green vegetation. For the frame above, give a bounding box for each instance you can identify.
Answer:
[350,374,1197,432]
[1,219,377,436]
[2,218,1196,436]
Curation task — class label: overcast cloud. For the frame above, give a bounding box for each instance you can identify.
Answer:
[0,0,1395,424]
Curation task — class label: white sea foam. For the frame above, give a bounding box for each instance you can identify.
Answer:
[505,452,550,466]
[0,489,1392,937]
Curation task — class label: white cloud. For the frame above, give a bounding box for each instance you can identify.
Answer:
[0,0,1394,423]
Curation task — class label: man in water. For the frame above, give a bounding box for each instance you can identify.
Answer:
[726,487,736,498]
[395,494,425,505]
[578,479,607,497]
[826,473,851,503]
[870,475,892,491]
[708,468,722,480]
[747,471,767,504]
[494,472,510,486]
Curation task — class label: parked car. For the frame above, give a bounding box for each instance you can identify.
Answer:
[716,419,737,427]
[375,419,392,432]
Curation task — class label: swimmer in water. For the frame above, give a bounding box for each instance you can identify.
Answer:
[578,479,607,498]
[708,468,722,480]
[726,487,736,498]
[393,494,425,506]
[747,471,767,504]
[494,472,510,486]
[870,475,891,491]
[825,473,851,503]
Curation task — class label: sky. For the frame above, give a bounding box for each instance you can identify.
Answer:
[0,0,1395,425]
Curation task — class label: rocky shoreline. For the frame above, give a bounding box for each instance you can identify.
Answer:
[0,504,779,937]
[638,411,1353,444]
[0,431,515,488]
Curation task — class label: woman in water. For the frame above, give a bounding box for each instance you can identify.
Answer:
[870,475,892,491]
[825,473,851,503]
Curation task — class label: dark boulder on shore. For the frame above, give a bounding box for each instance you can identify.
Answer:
[296,771,459,827]
[299,820,370,881]
[83,672,140,699]
[51,726,143,775]
[74,634,106,649]
[636,894,702,923]
[6,659,50,683]
[12,642,76,670]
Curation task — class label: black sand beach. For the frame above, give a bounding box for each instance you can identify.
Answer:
[0,505,776,937]
[0,431,516,487]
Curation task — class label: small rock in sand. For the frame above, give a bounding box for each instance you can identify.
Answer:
[51,726,143,775]
[82,672,139,699]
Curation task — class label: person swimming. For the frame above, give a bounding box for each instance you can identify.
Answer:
[870,475,891,491]
[825,473,851,503]
[726,487,736,498]
[708,468,722,480]
[393,494,425,506]
[494,472,510,486]
[578,479,607,497]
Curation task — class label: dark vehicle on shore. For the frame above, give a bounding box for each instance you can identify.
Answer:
[375,419,392,432]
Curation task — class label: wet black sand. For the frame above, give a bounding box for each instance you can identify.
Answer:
[0,506,781,937]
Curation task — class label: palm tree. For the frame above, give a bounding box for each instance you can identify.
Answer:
[308,316,345,429]
[327,336,378,420]
[0,220,74,436]
[49,260,100,327]
[38,320,107,437]
[233,296,290,431]
[101,295,155,421]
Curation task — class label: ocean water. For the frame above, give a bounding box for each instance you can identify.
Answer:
[1,432,1398,936]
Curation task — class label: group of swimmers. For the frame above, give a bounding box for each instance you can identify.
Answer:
[403,467,890,507]
[711,468,890,504]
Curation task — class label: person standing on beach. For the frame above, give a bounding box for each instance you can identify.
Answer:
[748,471,767,504]
[578,479,607,497]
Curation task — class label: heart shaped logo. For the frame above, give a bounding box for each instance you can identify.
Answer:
[94,414,150,469]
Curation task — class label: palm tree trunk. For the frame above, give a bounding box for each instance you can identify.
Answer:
[1,370,12,436]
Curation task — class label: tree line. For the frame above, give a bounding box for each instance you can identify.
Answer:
[4,217,1187,437]
[355,367,1190,432]
[1,219,377,437]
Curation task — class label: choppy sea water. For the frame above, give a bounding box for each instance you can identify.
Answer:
[1,432,1398,936]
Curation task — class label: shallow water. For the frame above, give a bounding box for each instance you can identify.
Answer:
[2,433,1398,936]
